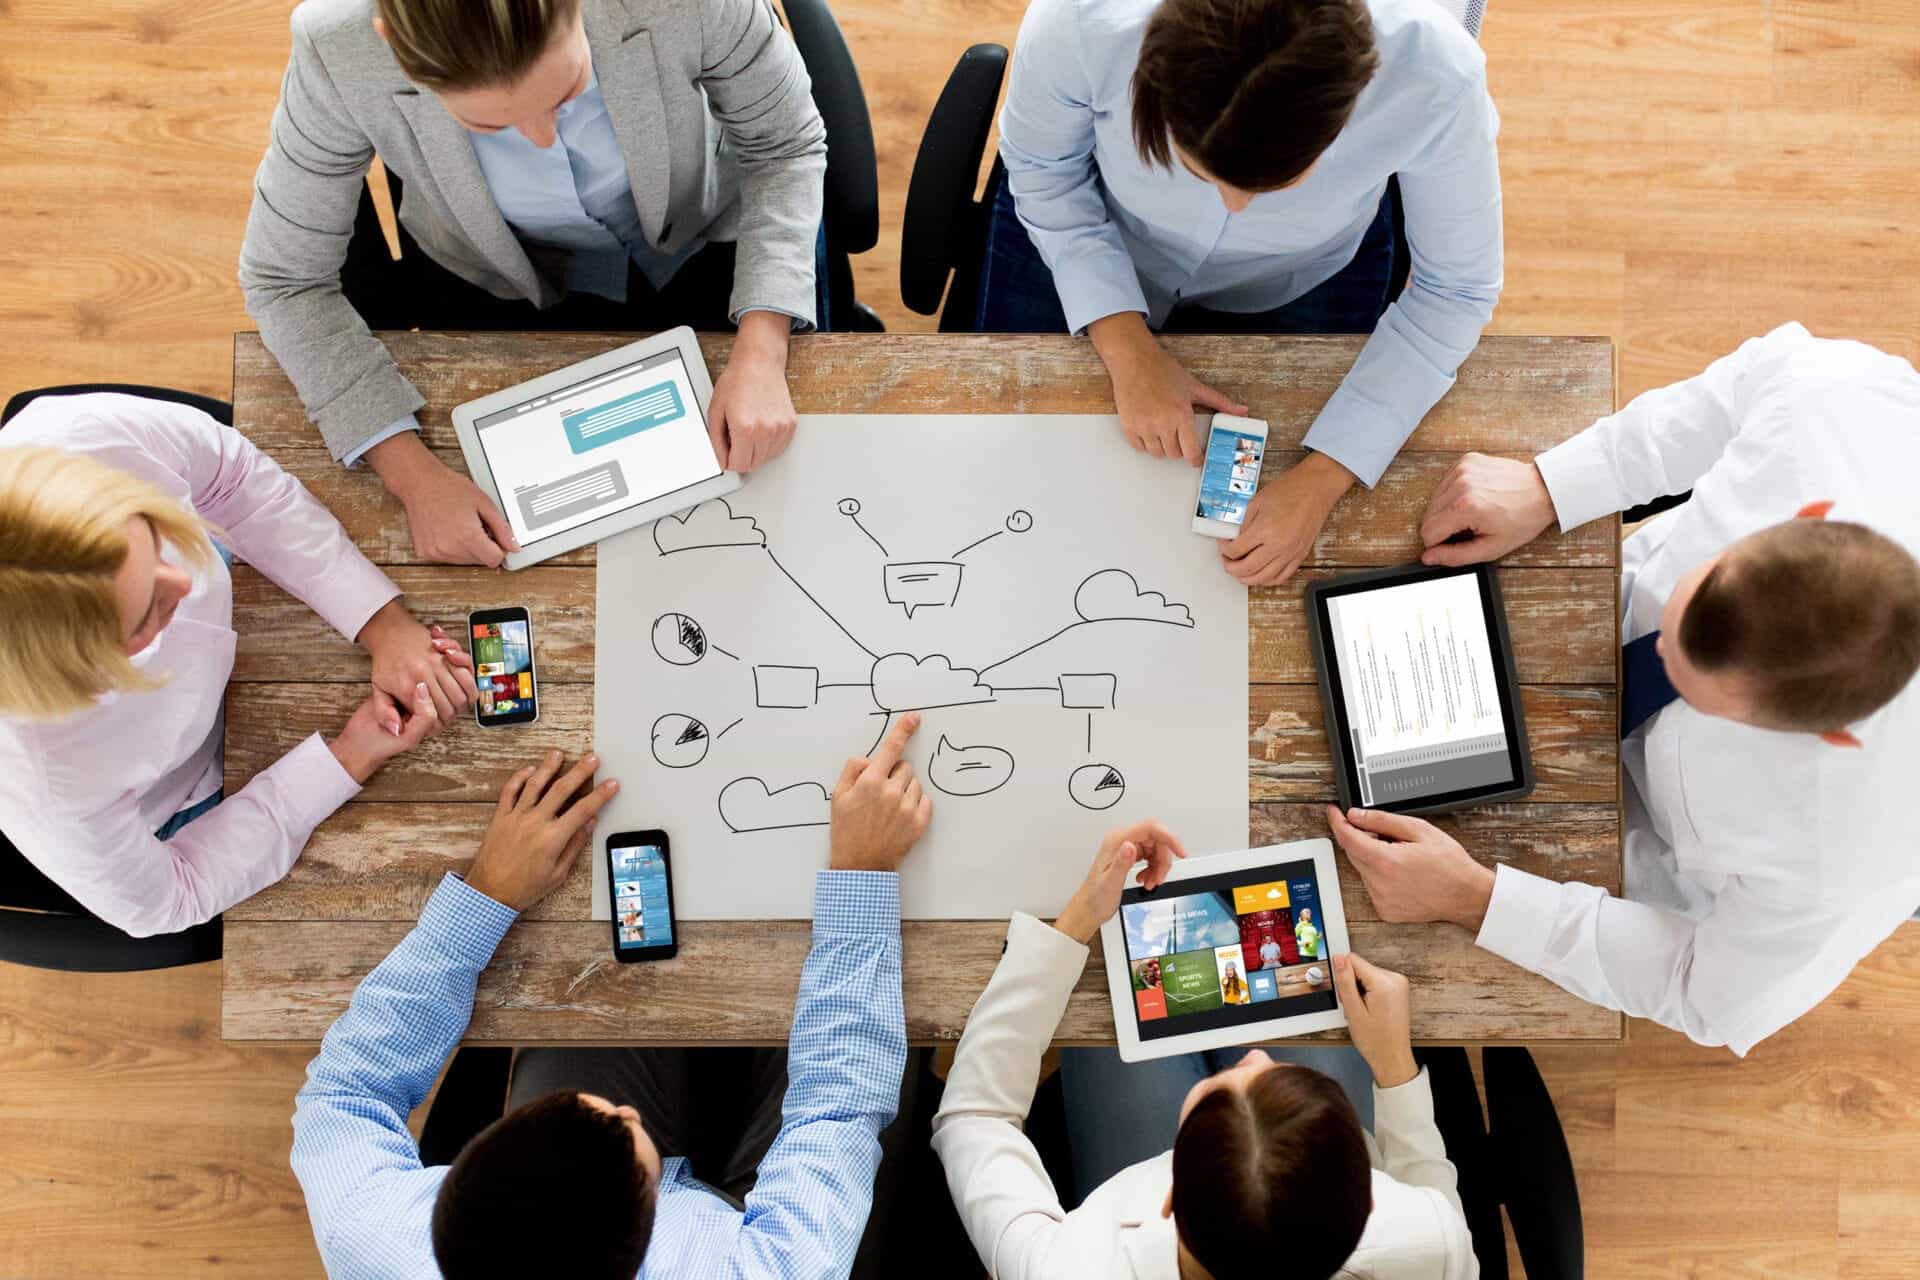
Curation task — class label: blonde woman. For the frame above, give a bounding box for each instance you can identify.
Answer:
[0,393,471,937]
[240,0,827,567]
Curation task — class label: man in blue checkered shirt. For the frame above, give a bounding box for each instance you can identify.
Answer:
[290,713,933,1279]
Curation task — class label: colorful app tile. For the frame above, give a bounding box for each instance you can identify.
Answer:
[1158,948,1226,1017]
[1215,945,1252,1005]
[1135,986,1168,1022]
[1122,890,1241,962]
[1249,969,1278,1002]
[1233,881,1289,915]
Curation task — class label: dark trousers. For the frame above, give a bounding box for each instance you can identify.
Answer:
[339,181,830,334]
[975,174,1402,336]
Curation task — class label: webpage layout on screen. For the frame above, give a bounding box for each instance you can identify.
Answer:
[472,620,534,718]
[1325,573,1513,806]
[474,349,720,548]
[1121,858,1333,1040]
[1194,424,1264,525]
[611,843,673,950]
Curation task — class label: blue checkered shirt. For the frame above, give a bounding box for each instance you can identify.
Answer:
[290,871,906,1278]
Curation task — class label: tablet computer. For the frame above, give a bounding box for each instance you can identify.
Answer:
[1102,840,1349,1063]
[451,327,742,571]
[1306,562,1534,815]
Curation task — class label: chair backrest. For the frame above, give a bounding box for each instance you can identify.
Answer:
[779,0,879,255]
[898,43,1010,325]
[1430,0,1486,38]
[3,383,232,429]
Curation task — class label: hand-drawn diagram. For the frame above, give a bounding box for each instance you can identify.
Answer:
[593,412,1250,921]
[640,497,1201,821]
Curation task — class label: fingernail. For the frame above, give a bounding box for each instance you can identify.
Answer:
[549,750,561,762]
[585,752,600,765]
[605,779,620,792]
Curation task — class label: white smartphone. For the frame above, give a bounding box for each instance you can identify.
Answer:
[1190,413,1270,538]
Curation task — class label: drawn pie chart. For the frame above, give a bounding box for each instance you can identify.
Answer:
[652,612,708,665]
[1068,763,1126,810]
[651,714,711,768]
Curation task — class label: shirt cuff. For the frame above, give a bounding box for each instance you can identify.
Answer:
[1474,863,1562,973]
[731,304,814,334]
[274,733,363,832]
[1300,386,1410,489]
[1372,1064,1437,1128]
[424,872,522,967]
[814,869,901,936]
[340,416,421,469]
[1010,910,1091,976]
[1534,427,1622,532]
[313,559,404,647]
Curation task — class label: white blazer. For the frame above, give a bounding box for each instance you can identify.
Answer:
[932,913,1479,1279]
[1476,323,1920,1055]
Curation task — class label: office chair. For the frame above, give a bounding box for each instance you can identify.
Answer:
[0,383,233,972]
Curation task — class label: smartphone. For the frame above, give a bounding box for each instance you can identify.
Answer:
[1191,413,1271,538]
[607,830,678,962]
[468,606,539,727]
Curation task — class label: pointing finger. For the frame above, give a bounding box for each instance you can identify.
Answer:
[866,711,921,779]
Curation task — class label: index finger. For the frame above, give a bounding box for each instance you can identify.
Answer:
[1326,805,1391,862]
[1344,806,1432,843]
[559,777,621,834]
[1345,951,1400,989]
[1418,500,1474,550]
[537,752,602,815]
[865,711,921,779]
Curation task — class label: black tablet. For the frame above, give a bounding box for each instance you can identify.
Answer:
[1306,563,1534,814]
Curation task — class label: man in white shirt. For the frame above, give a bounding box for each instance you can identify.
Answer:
[932,821,1477,1278]
[1323,323,1920,1056]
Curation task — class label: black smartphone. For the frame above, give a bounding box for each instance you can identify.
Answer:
[607,830,678,962]
[468,606,538,727]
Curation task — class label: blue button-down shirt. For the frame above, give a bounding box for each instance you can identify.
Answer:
[998,0,1504,486]
[290,871,907,1279]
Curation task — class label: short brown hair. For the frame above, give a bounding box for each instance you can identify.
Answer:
[1132,0,1380,191]
[1170,1064,1373,1278]
[1679,518,1920,731]
[376,0,579,91]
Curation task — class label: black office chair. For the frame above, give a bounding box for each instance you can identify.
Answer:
[899,44,1009,332]
[0,382,232,972]
[1421,1046,1584,1278]
[780,0,884,332]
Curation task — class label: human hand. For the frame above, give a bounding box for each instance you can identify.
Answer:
[1418,453,1558,567]
[1220,452,1355,586]
[1326,805,1495,932]
[1053,820,1189,944]
[829,712,932,872]
[1090,313,1248,464]
[465,750,620,912]
[356,602,477,727]
[366,433,520,567]
[706,311,797,473]
[327,681,442,784]
[1331,952,1418,1088]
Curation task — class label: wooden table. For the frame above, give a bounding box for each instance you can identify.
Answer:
[222,332,1620,1044]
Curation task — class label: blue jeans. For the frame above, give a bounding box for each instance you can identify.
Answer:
[975,176,1401,336]
[1057,1044,1377,1207]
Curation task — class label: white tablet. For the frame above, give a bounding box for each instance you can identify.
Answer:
[1102,839,1350,1062]
[450,327,742,571]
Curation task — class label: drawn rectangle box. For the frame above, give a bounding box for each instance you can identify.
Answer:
[754,665,819,709]
[1059,673,1117,710]
[515,460,631,531]
[561,381,686,454]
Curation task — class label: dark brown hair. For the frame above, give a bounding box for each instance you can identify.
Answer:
[1131,0,1380,191]
[1170,1064,1373,1278]
[376,0,579,91]
[432,1092,656,1279]
[1678,518,1920,731]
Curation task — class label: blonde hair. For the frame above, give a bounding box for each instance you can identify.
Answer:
[376,0,581,90]
[0,446,214,719]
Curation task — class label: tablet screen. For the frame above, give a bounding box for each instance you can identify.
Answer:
[1119,854,1336,1041]
[470,348,721,548]
[1316,565,1526,809]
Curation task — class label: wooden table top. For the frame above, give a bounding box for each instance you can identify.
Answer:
[222,331,1621,1044]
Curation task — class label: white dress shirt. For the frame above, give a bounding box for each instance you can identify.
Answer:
[998,0,1503,486]
[932,912,1478,1279]
[1476,323,1920,1055]
[0,394,399,936]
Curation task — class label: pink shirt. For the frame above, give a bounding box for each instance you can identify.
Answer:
[0,394,399,937]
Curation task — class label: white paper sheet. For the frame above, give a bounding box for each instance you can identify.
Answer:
[592,415,1249,920]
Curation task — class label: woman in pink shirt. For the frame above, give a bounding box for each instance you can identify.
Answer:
[0,392,473,937]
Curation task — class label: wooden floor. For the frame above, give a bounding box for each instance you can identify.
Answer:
[2,0,1917,1274]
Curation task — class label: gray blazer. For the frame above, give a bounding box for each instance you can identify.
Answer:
[239,0,827,460]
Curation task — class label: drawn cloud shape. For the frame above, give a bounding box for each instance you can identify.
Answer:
[928,735,1015,796]
[717,777,829,832]
[654,499,766,555]
[869,653,994,712]
[1073,569,1194,627]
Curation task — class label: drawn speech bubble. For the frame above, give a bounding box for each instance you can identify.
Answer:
[883,561,963,618]
[928,735,1016,796]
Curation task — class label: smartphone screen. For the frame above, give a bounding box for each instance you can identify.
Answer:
[608,832,678,962]
[1194,420,1268,527]
[470,607,538,727]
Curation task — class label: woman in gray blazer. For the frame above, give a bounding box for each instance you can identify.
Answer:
[240,0,827,565]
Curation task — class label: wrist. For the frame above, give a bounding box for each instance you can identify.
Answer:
[354,599,411,651]
[1053,904,1099,946]
[1295,450,1358,504]
[1452,862,1497,934]
[731,311,791,364]
[365,432,437,500]
[326,735,377,785]
[1088,312,1154,368]
[1370,1052,1420,1090]
[1525,460,1559,531]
